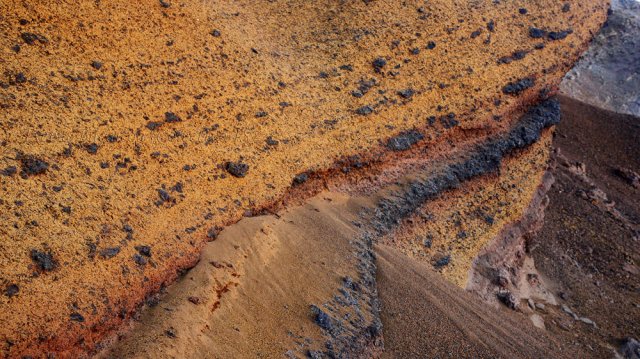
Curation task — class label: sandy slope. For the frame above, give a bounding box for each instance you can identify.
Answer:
[375,244,583,359]
[0,0,609,356]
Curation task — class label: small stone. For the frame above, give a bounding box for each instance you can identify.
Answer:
[19,155,49,177]
[265,136,279,146]
[310,305,333,331]
[372,57,387,72]
[99,247,121,259]
[135,245,152,257]
[293,173,309,185]
[188,296,201,305]
[530,314,545,329]
[146,121,163,130]
[527,298,535,309]
[165,327,177,338]
[133,254,147,265]
[1,166,17,177]
[397,88,415,99]
[15,73,27,84]
[165,112,182,123]
[21,32,48,45]
[4,284,19,298]
[225,161,249,178]
[502,78,535,95]
[84,143,99,154]
[70,312,85,322]
[529,27,547,39]
[207,227,222,240]
[579,317,596,327]
[548,30,571,41]
[497,291,518,310]
[434,255,450,268]
[91,61,103,70]
[30,249,56,271]
[210,29,221,37]
[355,105,374,116]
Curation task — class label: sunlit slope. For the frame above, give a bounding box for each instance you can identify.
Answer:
[0,0,608,356]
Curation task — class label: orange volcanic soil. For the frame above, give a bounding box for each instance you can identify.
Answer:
[0,0,608,357]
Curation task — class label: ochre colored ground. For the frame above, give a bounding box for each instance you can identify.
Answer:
[0,0,608,356]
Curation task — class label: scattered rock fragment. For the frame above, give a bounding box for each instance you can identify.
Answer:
[225,161,249,178]
[434,255,451,268]
[397,88,415,99]
[310,304,333,332]
[91,61,103,70]
[165,112,182,123]
[497,290,518,310]
[292,173,309,185]
[1,166,17,177]
[99,247,121,259]
[165,327,177,338]
[133,254,147,266]
[188,296,201,305]
[146,121,163,130]
[206,227,222,241]
[355,105,374,116]
[372,57,386,72]
[19,155,49,178]
[386,130,424,151]
[265,136,279,146]
[548,30,571,41]
[439,113,459,128]
[84,143,99,154]
[135,245,152,257]
[502,77,535,95]
[4,284,19,298]
[70,313,85,322]
[20,32,48,45]
[30,249,56,272]
[529,27,547,39]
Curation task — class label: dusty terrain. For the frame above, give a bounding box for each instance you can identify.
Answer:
[0,0,613,357]
[101,103,562,358]
[526,96,640,358]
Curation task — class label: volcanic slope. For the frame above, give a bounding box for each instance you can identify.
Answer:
[0,0,608,356]
[104,101,563,358]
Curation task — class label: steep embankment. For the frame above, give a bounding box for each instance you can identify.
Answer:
[0,0,608,357]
